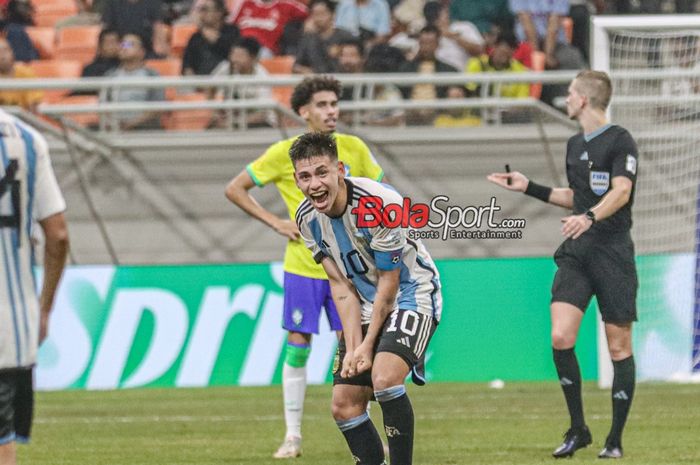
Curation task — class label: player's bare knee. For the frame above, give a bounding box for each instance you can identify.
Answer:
[331,396,364,421]
[607,344,632,361]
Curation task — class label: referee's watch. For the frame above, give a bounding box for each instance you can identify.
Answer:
[585,210,596,224]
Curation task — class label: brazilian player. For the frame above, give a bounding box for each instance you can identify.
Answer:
[488,70,639,459]
[225,76,384,458]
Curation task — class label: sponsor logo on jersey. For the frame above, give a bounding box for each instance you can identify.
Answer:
[590,171,610,196]
[579,151,588,161]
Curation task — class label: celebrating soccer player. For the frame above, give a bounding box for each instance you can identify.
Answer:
[488,70,639,459]
[225,76,384,458]
[292,132,442,465]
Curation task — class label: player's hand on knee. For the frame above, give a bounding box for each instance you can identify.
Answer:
[561,214,592,239]
[487,171,528,192]
[353,342,374,374]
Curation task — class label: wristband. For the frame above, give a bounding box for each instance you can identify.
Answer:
[524,181,552,203]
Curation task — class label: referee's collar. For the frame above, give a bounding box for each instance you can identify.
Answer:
[584,123,613,142]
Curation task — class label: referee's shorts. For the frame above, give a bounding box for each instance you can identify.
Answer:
[552,231,638,324]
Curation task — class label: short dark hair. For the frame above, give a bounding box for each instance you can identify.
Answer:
[290,76,342,114]
[422,1,442,26]
[99,28,119,45]
[233,36,261,58]
[310,0,335,14]
[420,24,441,38]
[336,37,364,56]
[495,30,519,50]
[289,132,338,167]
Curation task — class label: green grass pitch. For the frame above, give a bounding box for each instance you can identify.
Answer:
[19,382,700,464]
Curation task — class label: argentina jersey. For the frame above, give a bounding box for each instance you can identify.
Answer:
[0,109,66,370]
[296,177,442,325]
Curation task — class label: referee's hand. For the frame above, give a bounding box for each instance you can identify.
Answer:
[487,171,528,192]
[561,214,593,239]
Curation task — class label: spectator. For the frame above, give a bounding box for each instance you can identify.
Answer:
[363,43,406,126]
[228,0,308,57]
[55,0,102,31]
[335,38,365,124]
[293,0,353,74]
[81,29,121,78]
[0,37,41,111]
[102,0,165,56]
[182,0,239,75]
[433,86,481,127]
[210,37,276,127]
[398,25,458,124]
[465,31,529,99]
[509,0,586,103]
[424,1,484,71]
[5,0,33,25]
[334,0,391,46]
[0,3,37,62]
[449,0,512,36]
[104,33,165,130]
[569,0,604,62]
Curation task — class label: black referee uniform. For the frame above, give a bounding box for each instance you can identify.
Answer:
[551,124,639,322]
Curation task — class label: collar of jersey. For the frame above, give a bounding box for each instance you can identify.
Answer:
[584,123,613,142]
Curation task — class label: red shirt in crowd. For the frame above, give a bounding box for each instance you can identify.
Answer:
[228,0,308,54]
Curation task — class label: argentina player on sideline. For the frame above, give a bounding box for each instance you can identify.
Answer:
[291,132,441,465]
[0,109,69,465]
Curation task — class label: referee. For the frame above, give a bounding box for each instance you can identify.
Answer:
[0,109,68,465]
[488,70,638,459]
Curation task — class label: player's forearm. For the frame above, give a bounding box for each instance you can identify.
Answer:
[330,282,363,349]
[364,270,399,346]
[225,180,281,229]
[40,217,69,314]
[548,187,574,209]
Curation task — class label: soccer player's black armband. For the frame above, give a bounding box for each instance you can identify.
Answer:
[524,181,552,203]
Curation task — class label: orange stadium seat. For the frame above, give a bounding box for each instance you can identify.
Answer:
[56,94,99,127]
[162,93,214,131]
[259,55,295,74]
[529,50,546,99]
[55,25,100,64]
[260,56,295,109]
[26,27,56,60]
[145,59,182,76]
[27,60,83,103]
[31,0,78,28]
[170,24,197,58]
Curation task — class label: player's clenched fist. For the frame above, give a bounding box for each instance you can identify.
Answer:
[353,342,374,374]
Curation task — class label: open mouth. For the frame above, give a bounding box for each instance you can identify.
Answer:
[310,191,329,207]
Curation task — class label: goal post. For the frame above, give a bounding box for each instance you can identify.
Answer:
[591,15,700,387]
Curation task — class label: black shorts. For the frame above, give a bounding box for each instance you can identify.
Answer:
[0,368,34,445]
[332,309,437,387]
[552,231,638,323]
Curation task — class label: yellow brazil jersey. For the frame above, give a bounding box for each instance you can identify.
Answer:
[246,133,384,279]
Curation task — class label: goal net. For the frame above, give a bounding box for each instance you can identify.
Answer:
[591,15,700,384]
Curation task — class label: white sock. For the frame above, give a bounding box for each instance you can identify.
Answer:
[283,363,306,439]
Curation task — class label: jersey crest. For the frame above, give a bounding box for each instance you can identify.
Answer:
[590,171,610,196]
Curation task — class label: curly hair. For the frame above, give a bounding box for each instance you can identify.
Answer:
[290,76,342,115]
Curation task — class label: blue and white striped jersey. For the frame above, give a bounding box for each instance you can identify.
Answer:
[0,109,66,370]
[296,177,442,324]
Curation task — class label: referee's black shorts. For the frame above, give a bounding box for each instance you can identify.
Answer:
[552,231,638,324]
[0,367,34,445]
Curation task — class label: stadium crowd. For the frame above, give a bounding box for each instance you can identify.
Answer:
[0,0,698,128]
